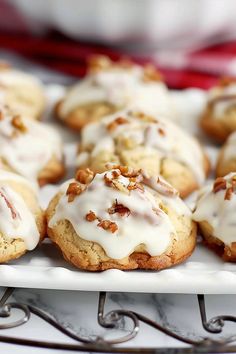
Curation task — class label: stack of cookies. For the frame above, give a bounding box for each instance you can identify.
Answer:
[1,56,236,270]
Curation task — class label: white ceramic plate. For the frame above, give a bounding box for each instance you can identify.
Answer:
[1,85,235,294]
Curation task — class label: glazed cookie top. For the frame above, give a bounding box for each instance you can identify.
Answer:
[49,166,191,259]
[77,110,206,184]
[207,77,236,119]
[0,62,42,88]
[58,56,176,119]
[0,105,62,182]
[193,173,236,245]
[0,170,40,250]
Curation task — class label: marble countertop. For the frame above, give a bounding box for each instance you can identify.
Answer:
[0,287,236,353]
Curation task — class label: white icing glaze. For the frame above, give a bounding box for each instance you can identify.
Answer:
[0,170,38,194]
[0,106,63,182]
[0,184,39,250]
[59,66,176,119]
[209,84,236,119]
[77,110,206,184]
[222,132,236,161]
[193,173,236,246]
[0,69,42,88]
[49,170,191,260]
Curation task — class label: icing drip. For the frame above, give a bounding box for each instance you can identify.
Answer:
[77,110,205,184]
[0,184,39,250]
[49,169,191,259]
[0,106,62,181]
[193,173,236,246]
[59,65,176,119]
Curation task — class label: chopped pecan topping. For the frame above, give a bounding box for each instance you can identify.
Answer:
[225,187,233,200]
[108,200,130,217]
[85,210,97,222]
[213,177,227,193]
[119,166,141,178]
[107,117,129,132]
[97,220,118,233]
[127,181,144,192]
[66,182,85,202]
[131,111,157,123]
[11,115,27,133]
[143,64,163,82]
[158,127,165,136]
[0,188,19,219]
[75,168,94,184]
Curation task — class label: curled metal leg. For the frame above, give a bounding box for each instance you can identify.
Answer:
[97,292,139,344]
[198,294,236,344]
[0,287,30,329]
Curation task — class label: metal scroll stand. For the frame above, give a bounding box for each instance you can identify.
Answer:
[0,288,236,353]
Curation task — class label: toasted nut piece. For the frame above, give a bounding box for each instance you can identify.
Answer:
[85,211,97,222]
[76,168,95,184]
[225,187,233,201]
[107,117,129,132]
[143,64,163,82]
[108,200,130,216]
[66,182,85,202]
[11,115,27,133]
[131,111,157,123]
[158,127,165,136]
[97,219,118,233]
[213,177,227,193]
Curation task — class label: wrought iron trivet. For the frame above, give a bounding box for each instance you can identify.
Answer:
[0,288,236,353]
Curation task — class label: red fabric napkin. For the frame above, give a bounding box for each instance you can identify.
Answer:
[0,32,236,89]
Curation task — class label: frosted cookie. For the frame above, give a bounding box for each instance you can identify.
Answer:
[46,167,196,271]
[0,170,45,263]
[216,132,236,177]
[0,105,65,186]
[76,110,210,198]
[55,55,176,131]
[0,62,45,120]
[200,77,236,142]
[193,173,236,261]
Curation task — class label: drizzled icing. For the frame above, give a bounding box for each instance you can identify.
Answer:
[59,64,176,119]
[77,110,206,184]
[208,82,236,119]
[221,132,236,161]
[193,173,236,246]
[0,175,40,250]
[49,169,191,259]
[0,105,62,182]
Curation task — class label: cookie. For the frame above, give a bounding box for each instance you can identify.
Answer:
[193,173,236,261]
[0,105,65,186]
[216,132,236,177]
[55,55,176,131]
[200,77,236,142]
[0,62,45,120]
[76,110,210,198]
[0,170,45,263]
[46,166,196,271]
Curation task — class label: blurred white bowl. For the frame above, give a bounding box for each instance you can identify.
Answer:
[9,0,236,50]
